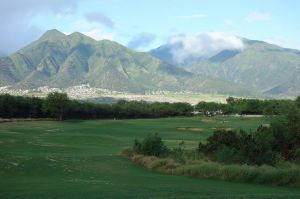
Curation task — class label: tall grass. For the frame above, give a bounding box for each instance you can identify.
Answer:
[123,149,300,187]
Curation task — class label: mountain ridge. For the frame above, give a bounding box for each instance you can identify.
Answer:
[150,38,300,97]
[0,29,255,96]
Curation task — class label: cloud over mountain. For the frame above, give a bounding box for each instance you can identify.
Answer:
[128,32,156,50]
[167,32,244,64]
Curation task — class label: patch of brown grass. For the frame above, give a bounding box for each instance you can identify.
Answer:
[128,153,300,187]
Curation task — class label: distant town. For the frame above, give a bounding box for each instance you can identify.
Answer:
[0,84,228,104]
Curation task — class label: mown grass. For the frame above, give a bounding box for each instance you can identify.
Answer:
[1,116,300,198]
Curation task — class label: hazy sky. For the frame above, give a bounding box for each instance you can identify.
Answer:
[0,0,299,55]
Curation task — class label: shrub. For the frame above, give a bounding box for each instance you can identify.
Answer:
[199,125,295,166]
[132,133,169,157]
[215,145,239,164]
[294,148,300,165]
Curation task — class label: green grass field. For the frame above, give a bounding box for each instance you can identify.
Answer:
[1,116,300,199]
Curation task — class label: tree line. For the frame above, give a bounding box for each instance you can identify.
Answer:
[1,92,299,120]
[195,97,296,115]
[0,92,193,120]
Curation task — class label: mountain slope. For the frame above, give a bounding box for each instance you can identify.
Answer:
[0,30,189,92]
[188,40,300,97]
[0,29,255,96]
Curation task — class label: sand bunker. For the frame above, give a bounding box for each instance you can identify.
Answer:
[201,119,213,123]
[46,129,62,132]
[219,127,235,132]
[220,120,229,123]
[176,127,204,132]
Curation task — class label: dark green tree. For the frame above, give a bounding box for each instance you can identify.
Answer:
[296,96,300,109]
[43,92,70,120]
[133,133,169,157]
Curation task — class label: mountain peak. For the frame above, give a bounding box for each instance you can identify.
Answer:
[69,31,86,37]
[40,29,65,40]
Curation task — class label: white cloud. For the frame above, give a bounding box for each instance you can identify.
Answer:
[177,14,206,19]
[64,29,114,41]
[245,11,271,23]
[82,29,114,41]
[68,19,114,41]
[168,32,244,63]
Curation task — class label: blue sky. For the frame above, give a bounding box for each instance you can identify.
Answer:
[0,0,300,54]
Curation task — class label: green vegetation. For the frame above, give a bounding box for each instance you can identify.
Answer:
[198,101,300,165]
[0,93,193,119]
[124,99,300,187]
[195,97,295,115]
[42,92,70,120]
[0,94,44,118]
[1,93,298,120]
[1,117,300,198]
[133,133,169,156]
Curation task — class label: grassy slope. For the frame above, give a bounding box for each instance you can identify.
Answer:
[1,117,300,198]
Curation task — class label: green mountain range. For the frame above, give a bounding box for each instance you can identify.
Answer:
[0,30,254,96]
[151,39,300,97]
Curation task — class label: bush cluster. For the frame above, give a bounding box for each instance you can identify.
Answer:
[199,106,300,165]
[133,133,169,157]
